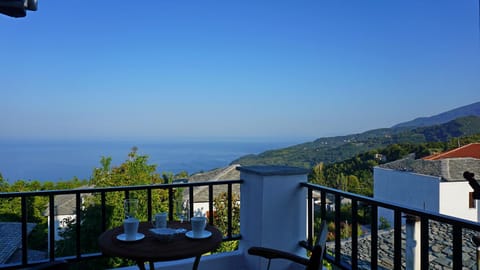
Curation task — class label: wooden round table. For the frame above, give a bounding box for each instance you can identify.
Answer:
[98,221,223,270]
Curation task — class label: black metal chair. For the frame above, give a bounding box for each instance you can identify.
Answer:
[248,220,328,270]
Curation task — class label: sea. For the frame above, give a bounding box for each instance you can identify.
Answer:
[0,139,299,183]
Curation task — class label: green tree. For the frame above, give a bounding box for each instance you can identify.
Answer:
[56,148,175,268]
[309,162,326,185]
[212,192,240,252]
[379,216,391,230]
[346,175,360,193]
[335,174,348,191]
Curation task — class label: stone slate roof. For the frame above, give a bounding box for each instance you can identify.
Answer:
[186,164,241,202]
[328,221,477,269]
[43,194,77,216]
[379,154,480,182]
[0,222,36,264]
[43,187,92,216]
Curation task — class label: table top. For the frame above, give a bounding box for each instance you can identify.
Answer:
[98,221,223,262]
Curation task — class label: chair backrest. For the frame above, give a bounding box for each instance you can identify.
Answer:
[306,220,328,270]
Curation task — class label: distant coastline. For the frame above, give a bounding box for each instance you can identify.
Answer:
[0,139,298,183]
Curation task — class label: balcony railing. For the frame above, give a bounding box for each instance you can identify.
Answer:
[2,166,480,270]
[0,180,242,269]
[302,182,480,270]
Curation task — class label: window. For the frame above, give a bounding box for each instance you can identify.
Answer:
[469,192,476,209]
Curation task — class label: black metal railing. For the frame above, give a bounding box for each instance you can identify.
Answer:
[302,182,480,270]
[0,180,242,269]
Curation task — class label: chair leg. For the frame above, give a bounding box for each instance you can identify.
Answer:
[267,259,271,270]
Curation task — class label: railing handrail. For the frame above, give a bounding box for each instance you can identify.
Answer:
[0,179,242,197]
[301,182,480,230]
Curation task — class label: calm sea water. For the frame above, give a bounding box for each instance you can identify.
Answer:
[0,140,297,183]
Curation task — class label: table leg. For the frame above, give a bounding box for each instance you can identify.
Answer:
[192,255,201,270]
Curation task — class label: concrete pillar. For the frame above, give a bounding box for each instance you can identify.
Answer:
[237,166,308,270]
[405,215,421,270]
[477,198,480,223]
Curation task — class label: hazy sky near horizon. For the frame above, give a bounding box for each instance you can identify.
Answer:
[1,0,479,142]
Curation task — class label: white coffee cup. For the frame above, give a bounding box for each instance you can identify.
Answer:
[124,217,139,240]
[153,212,167,228]
[191,216,207,237]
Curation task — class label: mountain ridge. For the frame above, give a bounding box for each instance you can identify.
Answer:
[392,101,480,128]
[231,113,480,169]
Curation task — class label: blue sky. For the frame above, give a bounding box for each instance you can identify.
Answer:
[1,0,479,142]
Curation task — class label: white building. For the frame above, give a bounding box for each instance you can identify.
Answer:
[43,190,91,251]
[374,143,480,225]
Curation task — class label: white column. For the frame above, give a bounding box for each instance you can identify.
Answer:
[405,215,420,270]
[477,198,480,222]
[238,166,308,270]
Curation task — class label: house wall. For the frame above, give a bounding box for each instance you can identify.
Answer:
[238,166,308,270]
[439,181,478,222]
[192,202,209,217]
[374,167,440,225]
[47,214,74,252]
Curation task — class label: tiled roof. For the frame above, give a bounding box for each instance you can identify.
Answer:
[43,187,92,216]
[0,222,36,264]
[187,165,240,202]
[379,154,480,181]
[423,143,480,160]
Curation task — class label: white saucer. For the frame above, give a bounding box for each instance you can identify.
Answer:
[116,233,145,242]
[185,230,212,239]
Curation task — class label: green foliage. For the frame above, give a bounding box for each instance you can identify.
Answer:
[233,116,480,170]
[0,179,88,222]
[212,192,241,252]
[309,163,325,185]
[307,133,480,196]
[325,221,362,240]
[55,148,178,268]
[0,178,88,255]
[379,216,391,230]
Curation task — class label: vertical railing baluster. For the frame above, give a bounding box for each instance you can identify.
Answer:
[334,194,341,265]
[227,183,233,238]
[394,210,402,270]
[189,187,194,218]
[101,192,106,232]
[307,188,313,247]
[49,194,55,261]
[147,188,152,222]
[76,192,81,258]
[371,205,378,269]
[21,196,28,265]
[320,190,326,220]
[452,224,463,270]
[351,199,358,269]
[168,187,174,221]
[421,216,429,270]
[208,185,214,225]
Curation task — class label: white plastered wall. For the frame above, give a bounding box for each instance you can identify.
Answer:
[439,181,478,222]
[374,167,440,225]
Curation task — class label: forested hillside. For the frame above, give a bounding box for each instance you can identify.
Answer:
[308,133,480,196]
[231,116,480,168]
